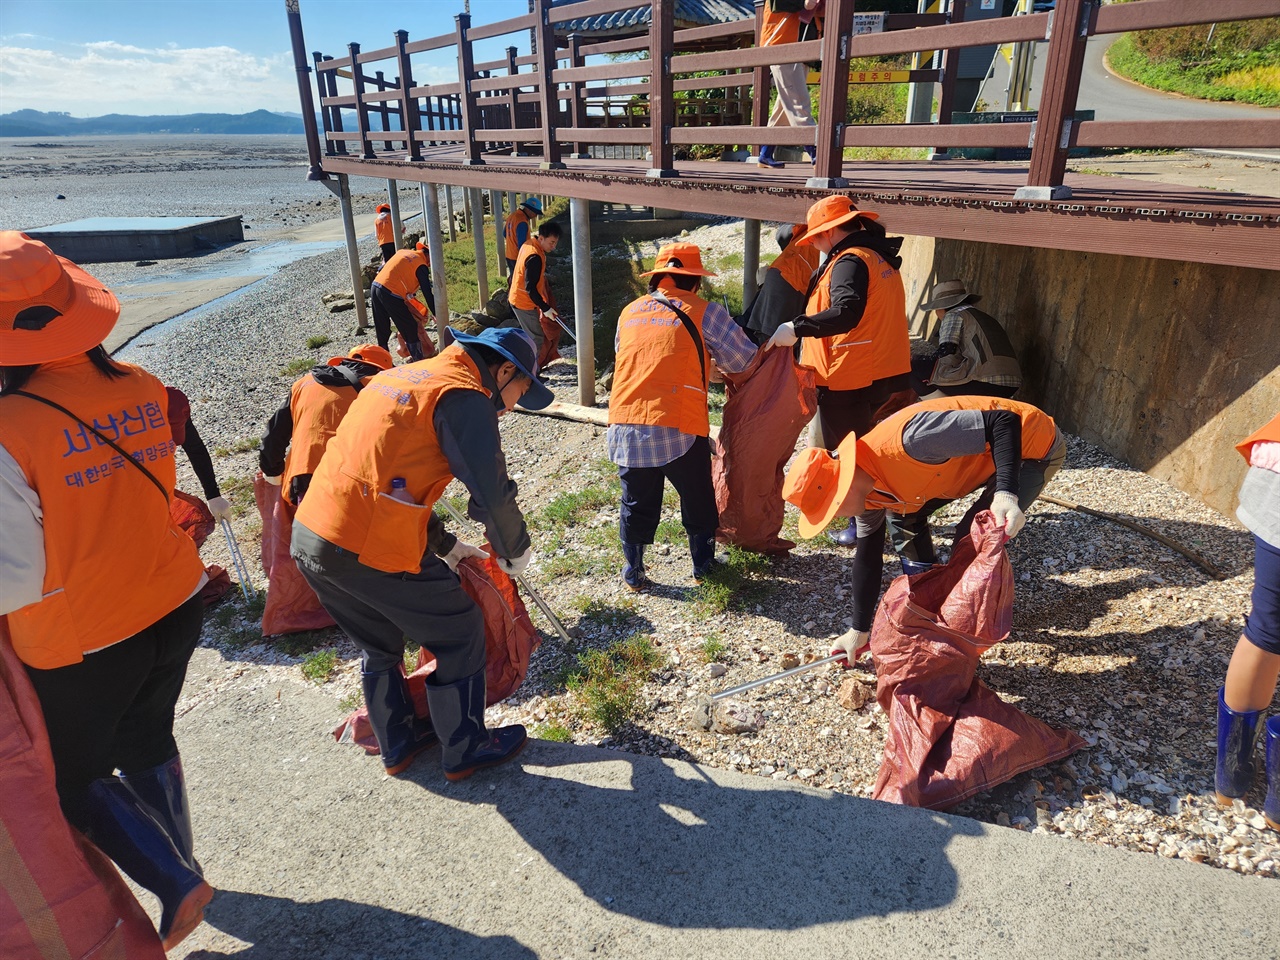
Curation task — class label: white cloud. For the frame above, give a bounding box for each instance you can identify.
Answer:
[0,40,300,114]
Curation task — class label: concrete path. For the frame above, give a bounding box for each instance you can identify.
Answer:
[166,647,1278,960]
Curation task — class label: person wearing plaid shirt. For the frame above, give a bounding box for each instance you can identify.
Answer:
[606,242,758,589]
[913,279,1022,399]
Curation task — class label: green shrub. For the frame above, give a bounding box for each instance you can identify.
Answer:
[301,649,339,684]
[533,721,574,743]
[306,334,332,349]
[566,633,665,734]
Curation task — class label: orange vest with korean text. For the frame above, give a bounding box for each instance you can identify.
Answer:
[1237,413,1280,462]
[0,357,205,669]
[294,346,491,574]
[510,240,548,312]
[504,209,534,262]
[800,244,911,390]
[608,289,711,437]
[283,372,366,494]
[375,210,395,245]
[373,248,427,300]
[772,234,822,295]
[858,395,1058,514]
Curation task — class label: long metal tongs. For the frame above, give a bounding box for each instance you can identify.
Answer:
[219,517,257,602]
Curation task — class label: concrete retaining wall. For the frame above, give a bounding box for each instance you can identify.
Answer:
[898,236,1280,517]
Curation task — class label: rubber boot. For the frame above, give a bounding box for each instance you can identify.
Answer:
[622,543,649,591]
[1215,686,1262,805]
[757,145,784,169]
[122,755,201,875]
[826,519,858,548]
[900,559,935,576]
[1265,715,1280,830]
[83,777,213,950]
[406,339,425,362]
[804,145,817,163]
[361,666,438,776]
[690,530,720,582]
[425,669,527,782]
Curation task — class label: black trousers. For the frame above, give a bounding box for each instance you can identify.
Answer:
[618,435,718,546]
[815,372,911,449]
[380,242,396,263]
[370,283,422,352]
[25,592,204,828]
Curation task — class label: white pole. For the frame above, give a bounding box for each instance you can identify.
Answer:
[469,187,489,307]
[570,197,595,406]
[337,174,369,332]
[422,183,450,348]
[386,178,404,248]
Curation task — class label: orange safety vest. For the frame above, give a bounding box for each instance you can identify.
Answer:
[373,248,428,301]
[294,345,492,574]
[608,286,712,437]
[282,371,367,495]
[760,1,800,47]
[771,233,822,295]
[800,244,911,391]
[857,395,1059,514]
[504,209,534,263]
[375,210,395,246]
[510,239,549,312]
[0,356,205,669]
[1237,413,1280,462]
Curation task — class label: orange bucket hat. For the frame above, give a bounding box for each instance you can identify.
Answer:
[0,231,120,366]
[329,343,394,371]
[795,196,880,247]
[640,241,717,278]
[782,432,862,538]
[376,203,391,213]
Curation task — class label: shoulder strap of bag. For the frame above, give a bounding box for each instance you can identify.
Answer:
[330,362,364,393]
[649,292,707,386]
[10,390,170,504]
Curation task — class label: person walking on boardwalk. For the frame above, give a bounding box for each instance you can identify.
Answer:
[291,326,553,781]
[756,0,822,168]
[0,231,213,949]
[782,395,1065,665]
[1215,412,1280,829]
[370,241,435,361]
[507,221,563,367]
[607,242,759,590]
[374,203,396,263]
[912,279,1022,400]
[767,195,912,547]
[504,196,543,273]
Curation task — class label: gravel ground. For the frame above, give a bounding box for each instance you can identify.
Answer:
[9,140,1274,884]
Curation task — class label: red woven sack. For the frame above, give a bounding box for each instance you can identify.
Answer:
[333,546,541,754]
[871,512,1084,810]
[170,488,214,548]
[254,472,337,637]
[713,348,818,555]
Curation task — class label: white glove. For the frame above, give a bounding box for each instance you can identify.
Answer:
[443,539,489,572]
[497,547,533,577]
[765,321,798,350]
[263,474,283,486]
[207,496,232,521]
[991,491,1026,539]
[543,308,560,325]
[830,629,870,668]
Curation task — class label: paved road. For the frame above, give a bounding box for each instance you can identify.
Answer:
[166,648,1279,960]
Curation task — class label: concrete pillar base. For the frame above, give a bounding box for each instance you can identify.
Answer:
[806,177,850,189]
[1014,185,1073,201]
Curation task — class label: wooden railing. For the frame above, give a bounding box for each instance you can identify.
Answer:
[293,0,1280,195]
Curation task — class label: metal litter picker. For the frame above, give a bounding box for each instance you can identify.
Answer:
[219,517,257,602]
[692,653,846,731]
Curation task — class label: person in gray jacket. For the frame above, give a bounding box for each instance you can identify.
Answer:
[912,279,1022,399]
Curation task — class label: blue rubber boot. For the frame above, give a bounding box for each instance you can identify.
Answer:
[804,145,817,163]
[690,530,721,581]
[622,543,649,591]
[1265,715,1280,830]
[84,777,214,950]
[900,559,935,576]
[425,669,527,782]
[826,519,858,548]
[757,146,784,169]
[1215,686,1262,805]
[361,666,438,776]
[122,755,201,875]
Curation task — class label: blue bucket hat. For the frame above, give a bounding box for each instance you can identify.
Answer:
[449,326,554,411]
[520,197,543,215]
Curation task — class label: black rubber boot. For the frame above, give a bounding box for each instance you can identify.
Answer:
[425,669,527,782]
[84,776,214,950]
[122,754,201,875]
[622,543,650,591]
[362,666,438,775]
[689,530,721,582]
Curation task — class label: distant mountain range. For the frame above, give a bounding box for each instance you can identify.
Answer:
[0,109,322,137]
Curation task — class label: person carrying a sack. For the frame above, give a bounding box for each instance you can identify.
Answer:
[782,395,1065,665]
[0,231,213,949]
[767,195,913,547]
[370,241,435,361]
[291,327,553,781]
[607,242,759,589]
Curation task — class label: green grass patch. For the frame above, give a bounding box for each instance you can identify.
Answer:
[218,474,256,519]
[207,590,267,647]
[572,596,638,631]
[276,629,334,658]
[566,633,666,735]
[691,545,771,619]
[532,721,574,743]
[707,382,726,428]
[301,648,339,684]
[655,518,684,545]
[1107,31,1280,108]
[306,334,333,350]
[699,634,727,663]
[533,482,620,530]
[280,357,315,377]
[338,690,362,713]
[213,436,260,458]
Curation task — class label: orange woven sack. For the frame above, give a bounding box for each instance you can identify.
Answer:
[333,546,540,753]
[713,348,818,555]
[254,472,336,637]
[871,512,1084,809]
[0,619,166,959]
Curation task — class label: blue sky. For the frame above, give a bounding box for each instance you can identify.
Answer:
[0,0,539,115]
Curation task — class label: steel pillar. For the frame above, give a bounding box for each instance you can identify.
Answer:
[422,183,450,345]
[570,197,595,406]
[446,187,458,242]
[469,187,489,306]
[491,189,506,279]
[336,174,369,332]
[743,219,761,311]
[386,179,404,249]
